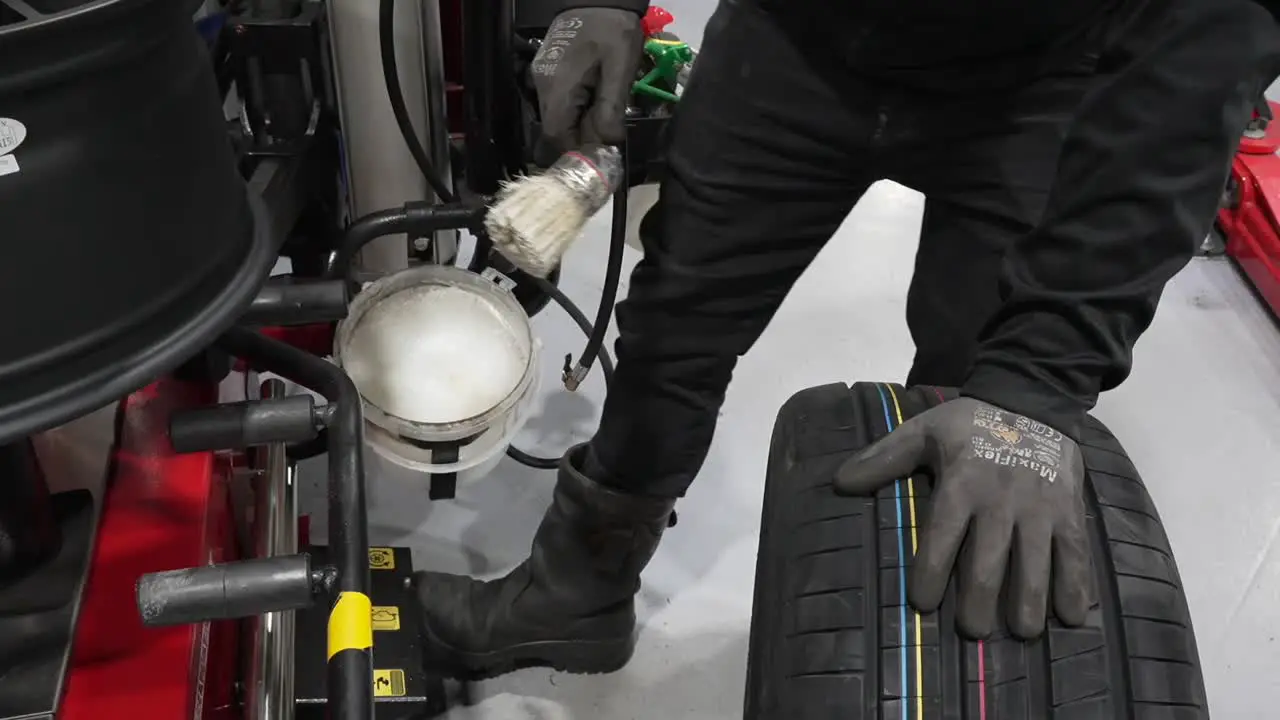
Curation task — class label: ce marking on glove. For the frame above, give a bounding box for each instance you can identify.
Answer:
[970,407,1063,482]
[549,16,584,33]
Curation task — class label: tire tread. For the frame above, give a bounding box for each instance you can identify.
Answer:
[743,383,1209,720]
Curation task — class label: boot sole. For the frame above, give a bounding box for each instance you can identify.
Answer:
[420,621,637,680]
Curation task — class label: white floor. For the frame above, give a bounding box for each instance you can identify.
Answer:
[297,5,1280,717]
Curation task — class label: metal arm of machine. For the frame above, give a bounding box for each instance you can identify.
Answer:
[323,199,488,280]
[136,325,374,720]
[218,327,373,720]
[137,554,319,627]
[246,378,303,720]
[242,276,351,326]
[169,393,323,452]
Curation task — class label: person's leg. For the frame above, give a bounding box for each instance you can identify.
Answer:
[413,0,879,677]
[893,57,1105,387]
[903,199,1017,387]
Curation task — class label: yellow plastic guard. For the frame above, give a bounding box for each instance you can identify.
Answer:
[327,591,374,660]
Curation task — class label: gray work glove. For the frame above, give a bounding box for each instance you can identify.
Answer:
[531,9,644,154]
[834,397,1092,640]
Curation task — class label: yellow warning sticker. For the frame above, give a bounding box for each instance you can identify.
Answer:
[368,547,395,570]
[373,669,406,697]
[371,606,401,631]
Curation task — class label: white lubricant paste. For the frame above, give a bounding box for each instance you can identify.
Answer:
[343,284,529,425]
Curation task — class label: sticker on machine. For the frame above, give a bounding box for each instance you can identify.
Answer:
[372,606,401,631]
[373,669,407,697]
[0,118,26,156]
[369,547,395,570]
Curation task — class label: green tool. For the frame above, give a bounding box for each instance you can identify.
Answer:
[633,37,694,104]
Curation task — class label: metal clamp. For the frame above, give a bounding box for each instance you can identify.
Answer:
[481,266,518,293]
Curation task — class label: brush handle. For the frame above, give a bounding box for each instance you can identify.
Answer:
[549,144,624,213]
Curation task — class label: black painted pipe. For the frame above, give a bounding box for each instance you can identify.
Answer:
[218,327,373,720]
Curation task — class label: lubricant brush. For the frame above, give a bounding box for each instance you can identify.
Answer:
[484,144,625,278]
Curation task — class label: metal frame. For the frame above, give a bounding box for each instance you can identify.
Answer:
[244,379,300,720]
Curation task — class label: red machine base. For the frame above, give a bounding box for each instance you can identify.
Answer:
[60,379,239,720]
[1219,100,1280,319]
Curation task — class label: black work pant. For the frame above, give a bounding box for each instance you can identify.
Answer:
[587,0,1271,498]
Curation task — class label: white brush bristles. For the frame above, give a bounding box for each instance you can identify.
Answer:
[485,173,593,278]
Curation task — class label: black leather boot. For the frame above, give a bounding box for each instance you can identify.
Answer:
[411,444,676,678]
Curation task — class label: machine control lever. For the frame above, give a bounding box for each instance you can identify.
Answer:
[136,554,319,627]
[170,395,321,453]
[242,277,351,327]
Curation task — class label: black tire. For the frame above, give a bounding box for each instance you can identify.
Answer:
[744,382,1208,720]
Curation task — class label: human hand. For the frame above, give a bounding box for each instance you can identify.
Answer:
[833,396,1092,640]
[531,8,644,154]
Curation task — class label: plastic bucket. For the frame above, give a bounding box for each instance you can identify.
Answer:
[334,265,539,481]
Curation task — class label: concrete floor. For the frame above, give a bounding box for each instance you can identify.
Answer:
[301,5,1280,717]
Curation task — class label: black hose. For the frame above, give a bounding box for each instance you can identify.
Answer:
[529,275,616,383]
[377,0,497,281]
[505,445,558,469]
[506,275,616,470]
[504,142,629,470]
[570,142,629,386]
[379,0,455,204]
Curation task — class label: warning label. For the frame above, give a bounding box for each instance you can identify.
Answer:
[368,547,395,570]
[371,606,401,631]
[373,669,406,697]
